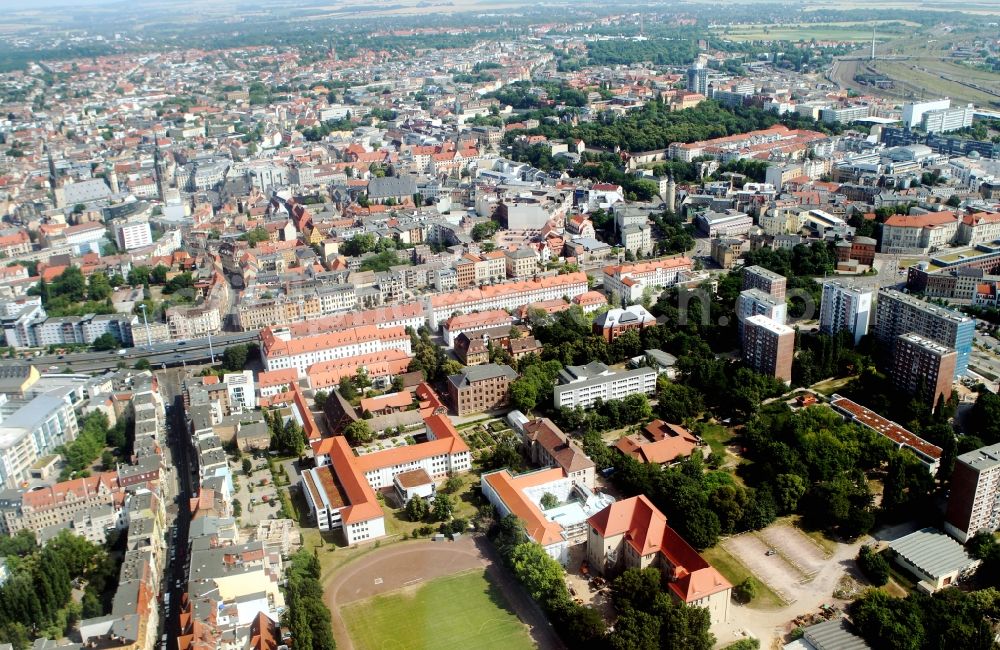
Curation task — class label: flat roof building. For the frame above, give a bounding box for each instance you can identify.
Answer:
[889,527,979,593]
[891,333,956,408]
[873,288,974,378]
[742,315,794,384]
[830,395,941,474]
[946,442,1000,542]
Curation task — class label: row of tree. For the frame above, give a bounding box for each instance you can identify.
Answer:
[0,530,116,649]
[282,551,337,650]
[265,408,307,456]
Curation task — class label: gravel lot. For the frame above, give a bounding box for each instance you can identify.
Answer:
[758,526,829,577]
[722,532,805,604]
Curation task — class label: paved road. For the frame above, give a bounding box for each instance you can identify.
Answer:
[160,372,193,648]
[34,331,260,374]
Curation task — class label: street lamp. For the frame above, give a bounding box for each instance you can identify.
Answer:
[139,303,152,347]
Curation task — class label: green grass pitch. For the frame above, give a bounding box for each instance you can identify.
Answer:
[341,569,536,650]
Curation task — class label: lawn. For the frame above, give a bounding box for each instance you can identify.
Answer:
[810,376,854,397]
[696,422,734,457]
[342,569,535,650]
[701,545,786,610]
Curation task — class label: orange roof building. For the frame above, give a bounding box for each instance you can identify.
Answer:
[586,496,732,623]
[261,324,411,377]
[482,467,616,563]
[614,420,700,465]
[303,413,471,545]
[425,272,589,329]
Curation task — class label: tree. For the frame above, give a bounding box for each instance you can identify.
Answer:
[657,381,705,422]
[344,420,373,445]
[432,493,454,521]
[510,379,539,413]
[850,590,925,650]
[540,492,559,510]
[101,450,116,471]
[608,608,660,650]
[92,333,118,351]
[773,473,807,514]
[857,545,890,586]
[508,542,565,602]
[339,380,358,401]
[313,391,329,409]
[223,344,249,371]
[242,458,253,475]
[733,577,758,604]
[481,440,522,471]
[612,568,662,611]
[246,226,269,247]
[443,475,463,494]
[134,358,150,370]
[87,271,112,301]
[405,496,429,521]
[471,220,500,242]
[233,498,243,517]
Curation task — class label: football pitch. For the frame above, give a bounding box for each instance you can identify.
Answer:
[341,569,535,650]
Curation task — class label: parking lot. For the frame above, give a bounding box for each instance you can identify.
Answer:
[230,455,281,526]
[721,524,831,605]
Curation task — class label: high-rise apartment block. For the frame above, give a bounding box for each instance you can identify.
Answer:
[946,443,1000,542]
[873,288,974,378]
[737,289,786,339]
[891,333,956,407]
[819,281,872,345]
[742,315,794,384]
[742,266,787,299]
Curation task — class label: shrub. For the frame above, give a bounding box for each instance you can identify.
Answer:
[857,545,890,586]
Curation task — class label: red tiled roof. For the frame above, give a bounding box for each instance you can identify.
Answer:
[588,496,731,603]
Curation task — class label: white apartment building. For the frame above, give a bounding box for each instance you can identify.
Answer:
[224,370,256,413]
[736,288,787,337]
[424,272,589,330]
[922,104,975,134]
[902,99,952,129]
[603,257,694,304]
[260,325,412,376]
[113,220,153,251]
[553,362,657,409]
[0,390,80,489]
[819,281,873,345]
[621,223,653,256]
[166,306,221,339]
[880,211,960,254]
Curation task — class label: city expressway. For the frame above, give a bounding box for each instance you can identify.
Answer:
[32,331,261,374]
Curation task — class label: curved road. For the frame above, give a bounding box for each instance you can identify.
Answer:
[322,536,564,650]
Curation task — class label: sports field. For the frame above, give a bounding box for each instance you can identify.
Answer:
[341,569,535,650]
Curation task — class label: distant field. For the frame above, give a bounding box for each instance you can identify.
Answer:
[715,23,908,42]
[341,570,534,650]
[871,60,1000,106]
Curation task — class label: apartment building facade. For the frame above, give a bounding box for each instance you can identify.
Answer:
[891,333,956,407]
[819,281,872,345]
[553,362,657,409]
[260,325,412,376]
[602,257,694,304]
[742,315,794,384]
[873,288,974,378]
[447,364,517,416]
[945,443,1000,543]
[742,265,787,299]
